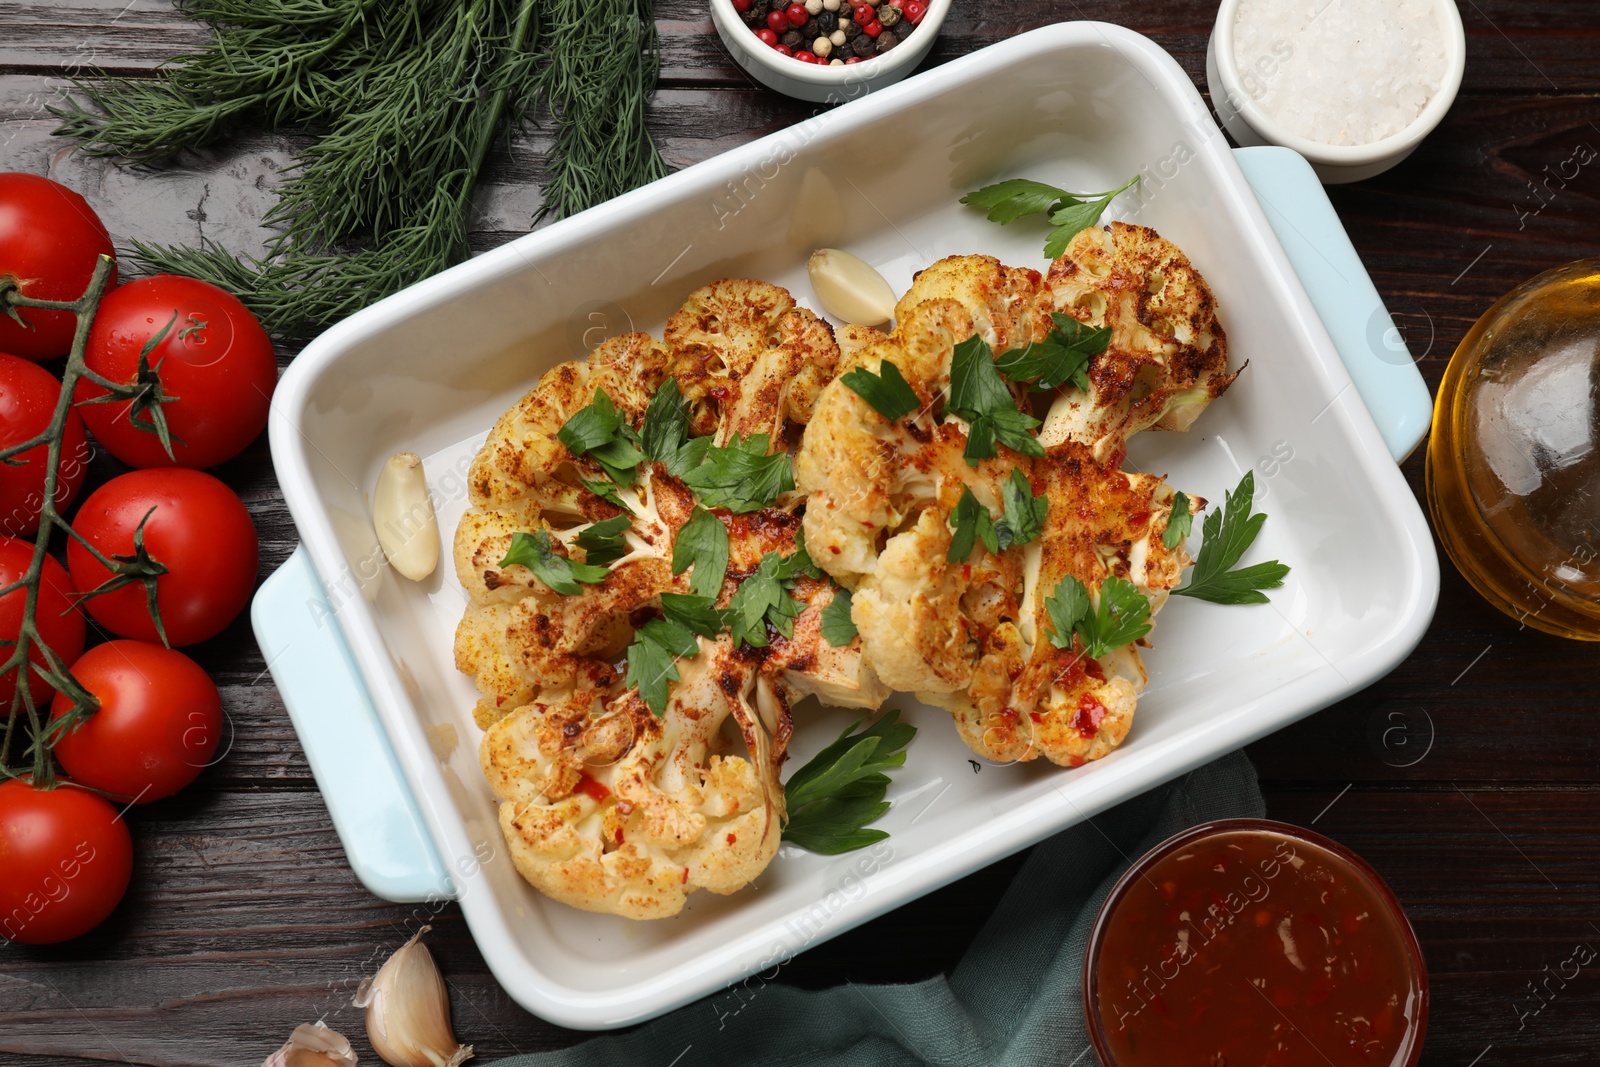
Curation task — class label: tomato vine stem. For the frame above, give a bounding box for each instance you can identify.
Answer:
[0,252,116,783]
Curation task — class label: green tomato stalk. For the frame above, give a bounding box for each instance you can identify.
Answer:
[0,256,170,787]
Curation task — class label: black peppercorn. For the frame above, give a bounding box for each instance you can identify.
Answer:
[802,17,821,39]
[843,18,861,38]
[875,29,899,52]
[851,32,876,57]
[816,10,838,31]
[781,28,804,49]
[769,0,787,11]
[743,5,766,26]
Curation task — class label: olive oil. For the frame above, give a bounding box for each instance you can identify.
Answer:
[1426,259,1600,639]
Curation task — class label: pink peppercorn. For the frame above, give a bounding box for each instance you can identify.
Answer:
[732,0,751,10]
[904,1,926,22]
[774,42,794,56]
[756,26,778,45]
[767,9,789,32]
[863,18,882,36]
[785,2,809,26]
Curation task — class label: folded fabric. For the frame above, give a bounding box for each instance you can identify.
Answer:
[490,749,1264,1067]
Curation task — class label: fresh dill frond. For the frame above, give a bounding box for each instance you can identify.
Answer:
[51,0,668,341]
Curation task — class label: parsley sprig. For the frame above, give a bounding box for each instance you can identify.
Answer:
[624,617,700,715]
[682,433,795,513]
[500,529,609,595]
[727,535,820,649]
[558,387,644,486]
[949,335,1044,464]
[995,313,1110,394]
[961,175,1140,259]
[1162,491,1193,552]
[820,587,857,647]
[642,377,711,478]
[782,710,916,855]
[840,359,922,421]
[1045,574,1152,659]
[1171,471,1290,604]
[672,506,730,599]
[574,515,631,566]
[997,468,1048,550]
[948,487,999,562]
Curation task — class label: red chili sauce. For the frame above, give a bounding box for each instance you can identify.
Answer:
[1087,823,1426,1067]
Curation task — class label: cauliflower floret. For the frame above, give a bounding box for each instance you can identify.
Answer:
[1039,222,1236,463]
[484,638,786,919]
[894,253,1049,353]
[665,279,839,447]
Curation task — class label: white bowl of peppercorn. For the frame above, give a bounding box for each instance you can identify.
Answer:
[711,0,951,103]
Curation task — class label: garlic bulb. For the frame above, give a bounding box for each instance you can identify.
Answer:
[808,248,897,326]
[372,451,440,581]
[262,1022,358,1067]
[354,926,472,1067]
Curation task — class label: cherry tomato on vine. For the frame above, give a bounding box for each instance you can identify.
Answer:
[0,173,116,363]
[0,778,133,944]
[0,536,86,710]
[75,274,277,470]
[0,352,91,536]
[66,469,258,646]
[51,640,223,802]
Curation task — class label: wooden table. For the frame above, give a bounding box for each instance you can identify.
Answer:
[3,1,1597,1063]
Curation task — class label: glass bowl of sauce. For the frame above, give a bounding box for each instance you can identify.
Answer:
[1426,258,1600,640]
[1083,819,1427,1066]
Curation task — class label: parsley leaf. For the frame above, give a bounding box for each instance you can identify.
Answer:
[672,507,729,599]
[948,335,1044,464]
[681,433,794,513]
[782,710,916,855]
[959,178,1076,225]
[962,175,1140,260]
[727,536,816,649]
[1163,491,1193,551]
[820,586,857,647]
[641,377,693,466]
[995,313,1109,393]
[624,617,700,715]
[499,530,610,595]
[995,468,1048,550]
[840,359,922,421]
[947,486,999,562]
[574,515,631,566]
[580,477,625,507]
[659,592,726,637]
[1044,574,1152,659]
[1172,471,1290,604]
[557,387,645,486]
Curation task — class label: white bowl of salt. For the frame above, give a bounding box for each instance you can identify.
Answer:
[1206,0,1466,183]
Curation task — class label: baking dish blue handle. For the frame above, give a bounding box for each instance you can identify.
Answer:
[1232,146,1433,463]
[251,547,453,903]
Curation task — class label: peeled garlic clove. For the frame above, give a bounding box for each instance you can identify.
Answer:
[808,248,897,326]
[262,1022,358,1067]
[354,926,472,1067]
[373,451,439,581]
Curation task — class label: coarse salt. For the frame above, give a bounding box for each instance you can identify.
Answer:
[1232,0,1447,146]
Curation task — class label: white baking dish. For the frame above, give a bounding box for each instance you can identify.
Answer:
[256,22,1437,1030]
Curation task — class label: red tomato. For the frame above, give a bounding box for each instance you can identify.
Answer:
[0,536,86,709]
[66,469,258,646]
[0,353,91,536]
[0,174,116,363]
[51,640,223,802]
[0,778,133,944]
[75,274,277,469]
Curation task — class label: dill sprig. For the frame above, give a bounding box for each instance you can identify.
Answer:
[52,0,667,341]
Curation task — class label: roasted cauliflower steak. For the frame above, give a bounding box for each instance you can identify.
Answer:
[799,232,1233,769]
[456,280,883,919]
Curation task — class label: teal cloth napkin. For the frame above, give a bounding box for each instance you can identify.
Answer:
[492,750,1263,1067]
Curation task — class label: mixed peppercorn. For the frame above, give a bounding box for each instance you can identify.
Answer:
[733,0,928,65]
